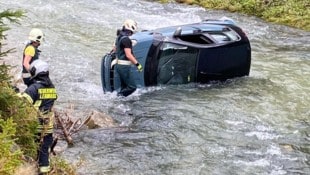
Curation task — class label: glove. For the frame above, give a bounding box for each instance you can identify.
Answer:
[136,63,143,72]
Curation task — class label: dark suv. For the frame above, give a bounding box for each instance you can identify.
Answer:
[101,18,251,93]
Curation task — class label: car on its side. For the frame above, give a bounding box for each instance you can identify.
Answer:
[101,17,251,93]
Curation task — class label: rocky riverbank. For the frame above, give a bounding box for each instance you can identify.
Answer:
[164,0,310,31]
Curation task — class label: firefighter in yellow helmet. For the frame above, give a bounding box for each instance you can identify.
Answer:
[18,60,57,174]
[22,28,44,86]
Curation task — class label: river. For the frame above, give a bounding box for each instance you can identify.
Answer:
[1,0,309,174]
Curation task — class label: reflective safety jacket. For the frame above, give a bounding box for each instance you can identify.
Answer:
[18,79,57,134]
[22,43,41,74]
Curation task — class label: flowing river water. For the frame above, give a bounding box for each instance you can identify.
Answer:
[1,0,309,174]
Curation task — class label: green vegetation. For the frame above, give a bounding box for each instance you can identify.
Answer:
[0,9,76,175]
[0,10,35,175]
[163,0,310,31]
[0,118,22,174]
[50,157,77,175]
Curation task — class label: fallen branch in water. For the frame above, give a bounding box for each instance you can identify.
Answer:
[54,108,91,146]
[53,107,117,149]
[55,111,74,146]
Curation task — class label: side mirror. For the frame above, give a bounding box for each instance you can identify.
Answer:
[173,27,182,38]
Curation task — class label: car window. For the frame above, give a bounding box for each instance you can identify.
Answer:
[177,34,213,44]
[208,29,240,43]
[157,43,198,85]
[224,30,240,41]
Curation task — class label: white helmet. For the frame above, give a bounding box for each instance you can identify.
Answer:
[123,19,138,33]
[28,28,44,43]
[30,60,49,78]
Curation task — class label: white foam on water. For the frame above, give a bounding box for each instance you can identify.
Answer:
[224,120,244,126]
[266,145,282,156]
[245,123,282,140]
[234,158,270,167]
[245,131,281,140]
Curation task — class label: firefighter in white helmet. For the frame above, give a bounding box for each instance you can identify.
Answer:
[113,19,142,97]
[18,60,57,174]
[22,28,44,86]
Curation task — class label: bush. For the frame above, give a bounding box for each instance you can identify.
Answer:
[0,118,22,175]
[0,9,77,175]
[0,9,39,174]
[0,81,39,157]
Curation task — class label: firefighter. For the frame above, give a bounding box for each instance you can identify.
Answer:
[22,28,44,87]
[114,19,143,97]
[18,59,57,174]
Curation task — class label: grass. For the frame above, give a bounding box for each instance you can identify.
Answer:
[161,0,310,31]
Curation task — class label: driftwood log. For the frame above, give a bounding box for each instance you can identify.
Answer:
[54,110,91,145]
[53,109,116,148]
[55,111,73,145]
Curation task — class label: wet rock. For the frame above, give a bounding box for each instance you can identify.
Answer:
[85,110,117,129]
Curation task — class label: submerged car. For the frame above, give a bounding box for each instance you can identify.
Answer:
[101,18,251,93]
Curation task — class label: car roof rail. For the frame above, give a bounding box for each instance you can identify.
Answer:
[202,17,236,25]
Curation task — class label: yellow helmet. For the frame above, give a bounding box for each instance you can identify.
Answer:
[28,28,44,43]
[123,19,138,33]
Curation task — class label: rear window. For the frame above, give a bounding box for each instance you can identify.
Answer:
[173,29,240,44]
[177,34,213,44]
[208,29,240,43]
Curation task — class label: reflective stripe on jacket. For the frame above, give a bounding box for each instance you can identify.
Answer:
[18,84,57,134]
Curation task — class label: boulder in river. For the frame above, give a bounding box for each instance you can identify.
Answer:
[85,110,117,129]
